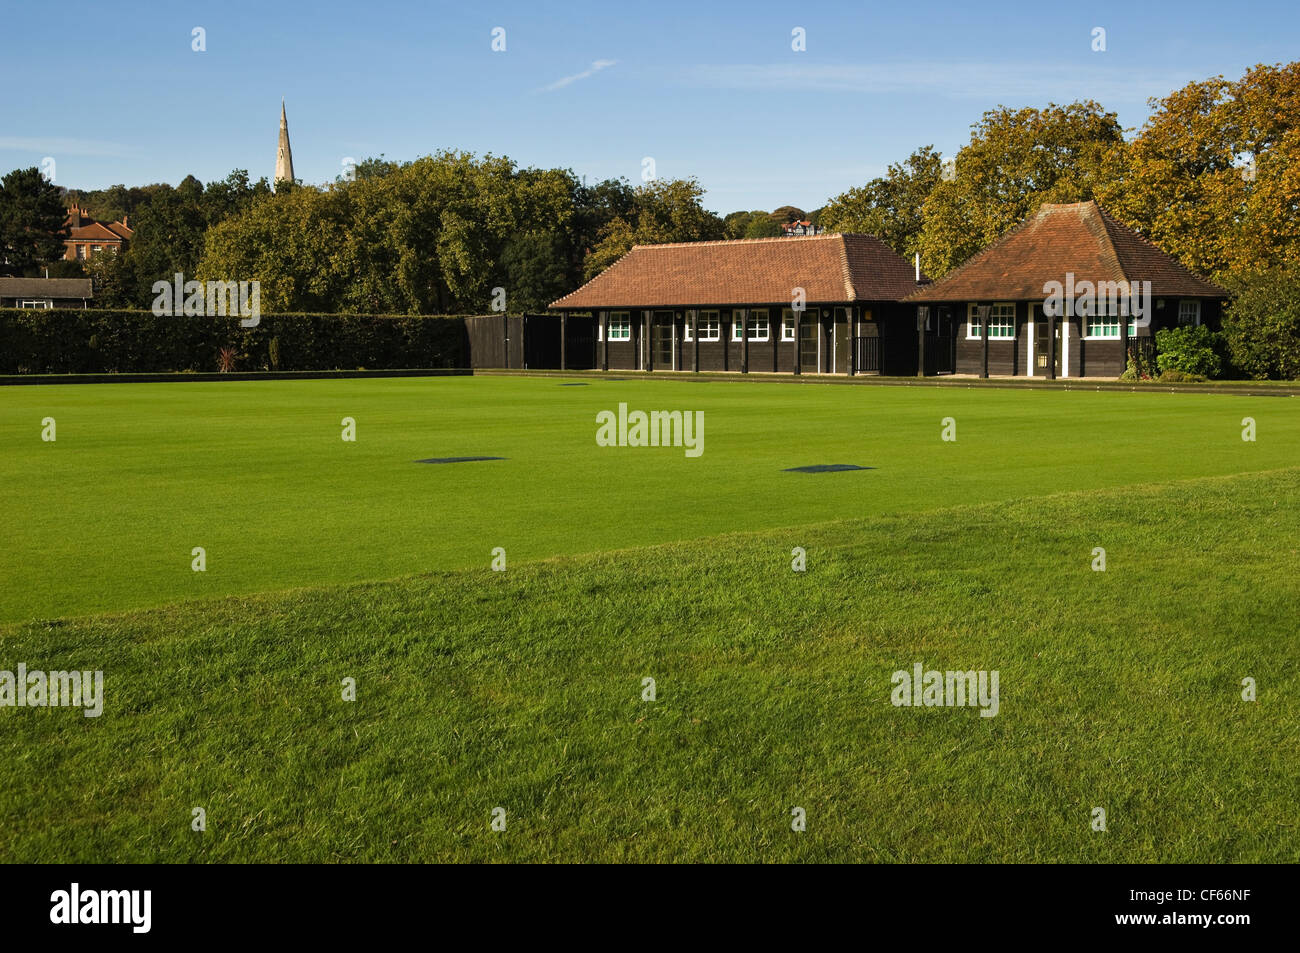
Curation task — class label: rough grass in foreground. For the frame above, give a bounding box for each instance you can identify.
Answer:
[1,469,1296,863]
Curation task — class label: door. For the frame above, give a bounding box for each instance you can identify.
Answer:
[857,322,880,373]
[652,311,675,370]
[1033,306,1061,376]
[833,307,850,373]
[799,319,819,372]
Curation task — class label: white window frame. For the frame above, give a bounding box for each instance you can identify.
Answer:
[601,311,631,341]
[1178,300,1202,327]
[684,310,720,342]
[731,309,770,342]
[1084,314,1140,339]
[19,299,52,309]
[967,302,1015,339]
[780,309,801,341]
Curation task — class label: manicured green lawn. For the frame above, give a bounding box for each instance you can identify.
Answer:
[1,376,1294,623]
[1,468,1296,862]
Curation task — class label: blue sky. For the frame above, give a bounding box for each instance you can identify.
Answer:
[5,0,1295,213]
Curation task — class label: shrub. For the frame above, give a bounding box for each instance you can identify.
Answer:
[0,310,468,374]
[1222,267,1300,380]
[1154,325,1225,378]
[1157,368,1206,383]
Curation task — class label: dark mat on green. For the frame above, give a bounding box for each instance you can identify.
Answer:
[416,456,507,464]
[783,464,873,473]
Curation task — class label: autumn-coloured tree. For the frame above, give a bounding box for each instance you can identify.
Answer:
[916,103,1126,277]
[1104,62,1300,283]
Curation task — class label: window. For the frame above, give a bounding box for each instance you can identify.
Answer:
[92,245,103,253]
[75,244,86,260]
[1085,315,1140,338]
[604,311,630,341]
[967,303,1014,338]
[19,299,52,309]
[780,309,802,341]
[731,309,770,342]
[1179,300,1201,327]
[1086,314,1120,338]
[684,310,720,342]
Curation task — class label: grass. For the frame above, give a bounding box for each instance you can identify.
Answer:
[0,374,1296,862]
[0,467,1295,862]
[1,375,1295,622]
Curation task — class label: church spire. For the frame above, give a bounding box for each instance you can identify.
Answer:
[274,98,295,189]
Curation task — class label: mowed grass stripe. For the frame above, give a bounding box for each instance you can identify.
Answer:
[2,376,1295,622]
[1,468,1296,863]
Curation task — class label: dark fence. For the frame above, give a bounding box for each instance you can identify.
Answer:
[854,336,880,374]
[464,315,522,369]
[467,313,597,370]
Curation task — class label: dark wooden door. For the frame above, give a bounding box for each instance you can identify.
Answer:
[1034,307,1061,376]
[652,312,674,370]
[799,319,819,372]
[833,308,849,373]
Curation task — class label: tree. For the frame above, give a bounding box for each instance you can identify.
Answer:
[723,210,757,238]
[821,146,943,259]
[1221,266,1300,379]
[199,151,576,314]
[201,169,271,226]
[584,178,725,277]
[743,215,782,238]
[569,176,637,279]
[0,167,68,275]
[198,184,354,312]
[917,103,1126,277]
[112,177,208,306]
[499,230,570,312]
[1104,62,1300,284]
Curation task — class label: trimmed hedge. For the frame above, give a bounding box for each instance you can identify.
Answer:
[0,309,469,374]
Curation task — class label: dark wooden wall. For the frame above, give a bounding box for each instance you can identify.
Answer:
[947,296,1225,378]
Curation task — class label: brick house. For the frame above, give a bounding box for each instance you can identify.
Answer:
[63,206,133,262]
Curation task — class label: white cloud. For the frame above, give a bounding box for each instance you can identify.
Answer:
[0,137,138,158]
[537,59,617,93]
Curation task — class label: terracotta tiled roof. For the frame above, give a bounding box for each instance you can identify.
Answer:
[906,201,1226,302]
[550,233,923,309]
[66,221,126,242]
[0,277,94,298]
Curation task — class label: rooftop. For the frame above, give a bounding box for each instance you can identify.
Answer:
[551,233,924,309]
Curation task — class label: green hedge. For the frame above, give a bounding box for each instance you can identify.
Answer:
[0,309,468,374]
